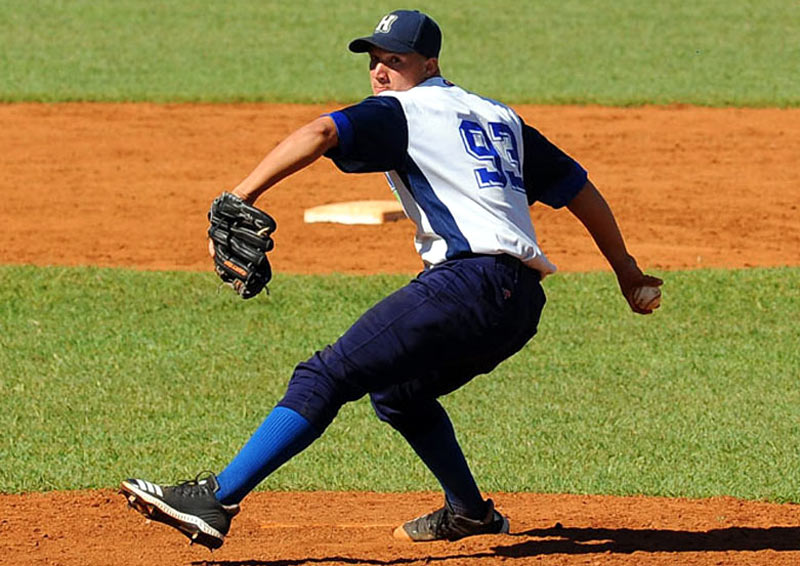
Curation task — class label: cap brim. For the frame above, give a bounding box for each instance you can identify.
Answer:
[348,35,415,54]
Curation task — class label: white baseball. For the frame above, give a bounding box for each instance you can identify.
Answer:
[632,285,661,310]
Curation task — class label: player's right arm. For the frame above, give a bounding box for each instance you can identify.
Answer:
[566,180,663,314]
[231,116,339,204]
[520,122,662,314]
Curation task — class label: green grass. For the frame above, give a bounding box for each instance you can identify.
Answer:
[0,0,797,105]
[1,265,798,501]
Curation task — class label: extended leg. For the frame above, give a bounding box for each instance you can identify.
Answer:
[215,406,320,504]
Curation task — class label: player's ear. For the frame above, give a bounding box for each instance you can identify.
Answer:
[424,57,439,78]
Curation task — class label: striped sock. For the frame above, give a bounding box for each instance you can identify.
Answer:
[215,406,320,505]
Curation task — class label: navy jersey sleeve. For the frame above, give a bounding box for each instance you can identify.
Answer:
[324,96,408,173]
[521,121,588,208]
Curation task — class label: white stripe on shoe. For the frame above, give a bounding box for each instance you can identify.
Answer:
[134,478,164,497]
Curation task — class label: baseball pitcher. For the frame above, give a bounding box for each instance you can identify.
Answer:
[120,9,663,549]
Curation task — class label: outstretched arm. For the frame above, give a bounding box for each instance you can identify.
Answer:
[230,115,339,204]
[208,115,339,259]
[567,180,663,314]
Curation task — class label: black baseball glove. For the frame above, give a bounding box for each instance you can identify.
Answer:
[208,192,277,299]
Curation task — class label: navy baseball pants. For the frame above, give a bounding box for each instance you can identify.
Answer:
[278,253,546,436]
[214,253,547,507]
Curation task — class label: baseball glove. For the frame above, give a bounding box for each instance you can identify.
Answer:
[208,192,277,299]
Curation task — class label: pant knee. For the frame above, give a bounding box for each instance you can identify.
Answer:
[370,389,446,439]
[279,347,366,431]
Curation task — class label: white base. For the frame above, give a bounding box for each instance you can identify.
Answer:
[304,200,406,225]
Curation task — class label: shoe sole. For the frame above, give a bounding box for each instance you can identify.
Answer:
[393,514,510,542]
[120,480,225,550]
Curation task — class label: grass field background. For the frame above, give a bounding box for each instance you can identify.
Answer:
[1,266,798,500]
[1,1,798,503]
[1,0,797,105]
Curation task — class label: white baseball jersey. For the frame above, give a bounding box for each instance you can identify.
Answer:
[326,77,587,275]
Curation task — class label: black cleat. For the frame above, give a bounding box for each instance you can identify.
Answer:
[393,498,509,542]
[120,472,239,550]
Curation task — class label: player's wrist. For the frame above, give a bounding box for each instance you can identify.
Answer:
[610,253,640,278]
[230,188,256,204]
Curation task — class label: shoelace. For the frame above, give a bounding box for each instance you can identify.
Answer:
[435,503,494,538]
[172,471,216,498]
[423,506,452,537]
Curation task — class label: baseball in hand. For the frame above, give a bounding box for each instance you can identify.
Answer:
[632,285,661,311]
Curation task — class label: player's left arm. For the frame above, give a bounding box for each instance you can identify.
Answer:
[566,180,663,314]
[230,115,339,204]
[229,96,407,207]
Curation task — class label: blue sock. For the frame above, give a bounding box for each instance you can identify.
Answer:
[401,412,486,519]
[215,406,320,505]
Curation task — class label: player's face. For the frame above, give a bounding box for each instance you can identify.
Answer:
[368,48,437,94]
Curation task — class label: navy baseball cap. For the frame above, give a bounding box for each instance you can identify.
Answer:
[348,10,441,58]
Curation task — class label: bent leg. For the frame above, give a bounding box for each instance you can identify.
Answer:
[371,389,486,518]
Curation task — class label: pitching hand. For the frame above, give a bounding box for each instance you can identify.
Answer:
[615,259,664,315]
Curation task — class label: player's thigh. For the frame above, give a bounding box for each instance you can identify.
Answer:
[328,261,504,390]
[346,256,543,393]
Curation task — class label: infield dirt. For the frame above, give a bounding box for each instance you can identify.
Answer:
[1,103,799,565]
[2,103,798,273]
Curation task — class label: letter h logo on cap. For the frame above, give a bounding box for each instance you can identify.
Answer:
[375,14,398,34]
